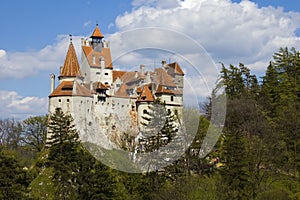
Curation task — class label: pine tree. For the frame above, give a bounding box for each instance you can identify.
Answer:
[0,147,30,199]
[46,108,81,199]
[138,99,178,153]
[218,130,252,200]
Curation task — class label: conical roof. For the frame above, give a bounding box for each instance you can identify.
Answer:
[59,42,82,78]
[90,24,104,38]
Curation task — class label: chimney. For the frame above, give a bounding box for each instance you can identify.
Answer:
[140,64,145,75]
[134,71,138,78]
[161,60,167,67]
[50,74,55,93]
[90,81,93,91]
[92,55,96,65]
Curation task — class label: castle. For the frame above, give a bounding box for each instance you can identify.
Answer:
[48,24,184,148]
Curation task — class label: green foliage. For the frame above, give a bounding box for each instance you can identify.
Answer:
[218,130,252,200]
[29,167,55,199]
[22,115,48,152]
[138,98,179,153]
[1,47,300,200]
[0,147,30,199]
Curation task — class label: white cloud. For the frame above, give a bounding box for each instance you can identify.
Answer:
[1,0,300,116]
[0,90,48,120]
[0,35,83,79]
[115,0,300,73]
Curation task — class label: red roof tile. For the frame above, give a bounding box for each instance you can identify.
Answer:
[155,84,182,95]
[154,68,176,87]
[90,24,104,38]
[137,85,155,102]
[82,46,113,69]
[49,81,92,97]
[59,43,82,78]
[112,70,127,82]
[167,62,184,75]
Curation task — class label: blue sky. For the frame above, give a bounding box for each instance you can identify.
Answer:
[0,0,300,119]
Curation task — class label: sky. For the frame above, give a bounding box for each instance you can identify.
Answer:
[0,0,299,119]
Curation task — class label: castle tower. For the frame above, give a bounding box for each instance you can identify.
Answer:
[90,24,104,52]
[81,24,113,89]
[49,36,92,115]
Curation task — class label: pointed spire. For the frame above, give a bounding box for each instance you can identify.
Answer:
[59,41,82,79]
[90,23,104,38]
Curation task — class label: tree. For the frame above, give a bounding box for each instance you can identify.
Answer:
[21,115,48,152]
[0,147,30,199]
[138,99,178,153]
[46,108,81,199]
[218,129,252,200]
[0,118,22,150]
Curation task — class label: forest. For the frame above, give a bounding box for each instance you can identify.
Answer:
[0,47,299,199]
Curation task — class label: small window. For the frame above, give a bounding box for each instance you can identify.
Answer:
[171,96,174,102]
[96,72,100,75]
[105,82,109,85]
[58,99,61,102]
[67,99,70,103]
[105,72,108,75]
[143,109,148,114]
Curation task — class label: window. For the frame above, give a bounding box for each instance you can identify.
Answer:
[105,72,108,75]
[58,99,61,102]
[67,99,70,103]
[143,109,148,114]
[96,72,100,75]
[171,96,174,102]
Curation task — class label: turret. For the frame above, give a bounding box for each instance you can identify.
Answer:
[58,35,83,82]
[90,24,104,52]
[50,74,55,93]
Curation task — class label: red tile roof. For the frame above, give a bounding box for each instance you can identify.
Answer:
[167,62,184,75]
[154,68,176,87]
[59,43,83,78]
[49,81,92,97]
[82,46,113,69]
[137,85,155,102]
[155,84,182,95]
[112,70,127,82]
[90,24,104,38]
